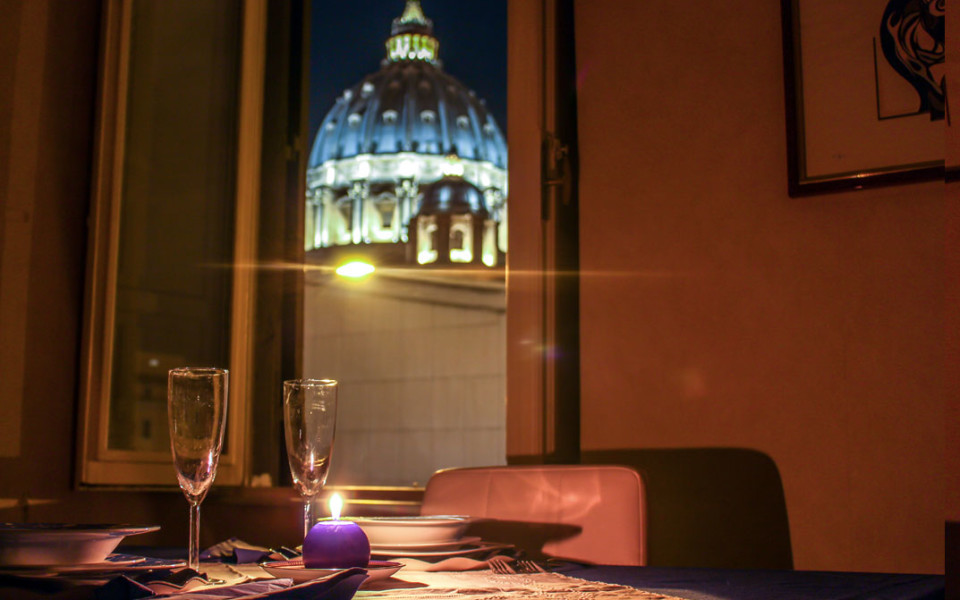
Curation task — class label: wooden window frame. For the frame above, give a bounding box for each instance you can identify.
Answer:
[77,0,266,487]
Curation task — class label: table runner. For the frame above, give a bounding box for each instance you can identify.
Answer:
[356,569,687,600]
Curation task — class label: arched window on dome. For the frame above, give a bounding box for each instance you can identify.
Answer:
[416,216,438,264]
[370,194,398,242]
[449,216,473,263]
[334,196,354,245]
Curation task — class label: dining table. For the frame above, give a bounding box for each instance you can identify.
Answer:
[0,546,945,600]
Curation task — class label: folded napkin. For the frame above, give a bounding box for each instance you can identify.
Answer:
[201,539,297,565]
[95,567,367,600]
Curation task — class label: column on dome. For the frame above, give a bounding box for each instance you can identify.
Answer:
[472,213,486,266]
[483,188,507,254]
[482,218,498,267]
[434,214,451,264]
[332,191,353,246]
[318,187,337,247]
[305,187,320,250]
[396,179,418,243]
[349,180,367,244]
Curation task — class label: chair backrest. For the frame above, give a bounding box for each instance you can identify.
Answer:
[420,465,646,566]
[582,448,793,569]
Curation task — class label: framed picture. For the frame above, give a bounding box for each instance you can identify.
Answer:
[780,0,944,196]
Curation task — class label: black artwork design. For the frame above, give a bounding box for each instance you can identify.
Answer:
[879,0,945,120]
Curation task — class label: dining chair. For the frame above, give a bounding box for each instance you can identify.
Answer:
[420,464,647,566]
[582,448,793,569]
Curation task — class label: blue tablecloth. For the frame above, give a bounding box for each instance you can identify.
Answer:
[3,546,945,600]
[567,565,945,600]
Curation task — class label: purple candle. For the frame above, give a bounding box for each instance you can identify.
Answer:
[302,494,370,568]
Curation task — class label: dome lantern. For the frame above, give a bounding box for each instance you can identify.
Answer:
[386,0,439,64]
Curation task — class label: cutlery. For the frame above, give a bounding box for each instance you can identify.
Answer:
[516,560,547,573]
[487,556,516,574]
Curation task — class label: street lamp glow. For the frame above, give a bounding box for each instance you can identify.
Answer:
[336,261,375,278]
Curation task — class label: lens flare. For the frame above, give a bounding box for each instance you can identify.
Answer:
[335,261,375,278]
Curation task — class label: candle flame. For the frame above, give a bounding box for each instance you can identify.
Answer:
[329,493,343,520]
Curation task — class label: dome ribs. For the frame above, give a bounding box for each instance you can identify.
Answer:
[308,59,505,170]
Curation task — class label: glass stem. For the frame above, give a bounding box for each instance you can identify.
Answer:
[189,502,201,571]
[303,497,314,540]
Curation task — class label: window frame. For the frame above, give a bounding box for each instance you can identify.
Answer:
[76,0,575,494]
[76,0,266,487]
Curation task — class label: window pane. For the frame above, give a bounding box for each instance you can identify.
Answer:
[107,0,242,452]
[304,1,507,487]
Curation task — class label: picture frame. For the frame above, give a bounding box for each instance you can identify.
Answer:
[780,0,944,196]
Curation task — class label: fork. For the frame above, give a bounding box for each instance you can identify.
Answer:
[487,556,516,574]
[516,560,547,573]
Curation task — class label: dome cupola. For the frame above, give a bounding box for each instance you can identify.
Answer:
[387,0,438,63]
[305,1,507,269]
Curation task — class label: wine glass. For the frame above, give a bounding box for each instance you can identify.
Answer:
[283,378,338,540]
[167,367,229,571]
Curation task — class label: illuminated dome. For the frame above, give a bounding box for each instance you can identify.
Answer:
[307,62,507,169]
[305,0,507,268]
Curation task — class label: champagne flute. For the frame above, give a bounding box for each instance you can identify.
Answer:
[168,367,229,571]
[283,379,338,540]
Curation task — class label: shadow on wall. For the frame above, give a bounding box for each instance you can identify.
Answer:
[581,448,793,570]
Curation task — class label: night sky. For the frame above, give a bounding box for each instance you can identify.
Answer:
[307,0,507,148]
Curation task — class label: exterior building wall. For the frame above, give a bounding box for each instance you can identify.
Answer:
[303,274,506,487]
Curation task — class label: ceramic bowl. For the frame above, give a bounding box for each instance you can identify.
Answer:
[0,523,159,566]
[351,516,471,546]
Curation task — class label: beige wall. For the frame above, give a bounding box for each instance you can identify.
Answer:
[0,0,98,499]
[573,0,944,574]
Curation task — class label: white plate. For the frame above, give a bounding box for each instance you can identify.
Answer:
[261,559,403,584]
[353,516,471,546]
[0,524,160,566]
[370,540,512,559]
[370,536,482,552]
[0,553,184,576]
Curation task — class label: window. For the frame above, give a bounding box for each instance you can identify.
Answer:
[374,198,396,230]
[79,0,527,495]
[303,1,508,489]
[78,0,262,486]
[449,219,473,263]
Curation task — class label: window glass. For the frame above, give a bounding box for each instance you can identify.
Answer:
[107,0,242,453]
[305,1,507,487]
